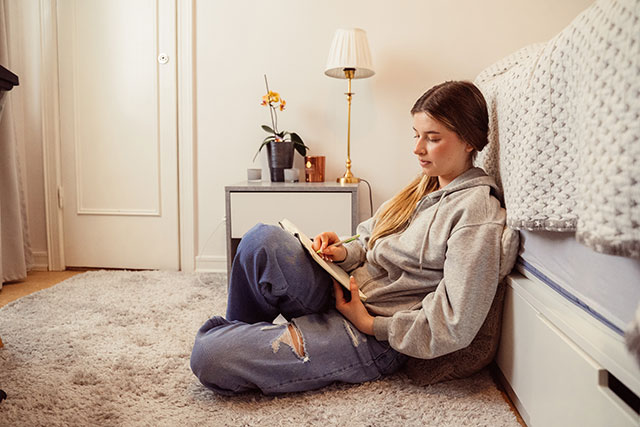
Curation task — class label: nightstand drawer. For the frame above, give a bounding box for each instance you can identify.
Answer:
[230,192,352,238]
[224,181,360,282]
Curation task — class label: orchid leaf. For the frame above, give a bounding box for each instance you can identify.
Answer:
[253,140,271,162]
[261,125,274,133]
[290,132,303,144]
[294,143,308,157]
[290,133,309,156]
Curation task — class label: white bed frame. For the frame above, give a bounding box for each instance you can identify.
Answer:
[496,268,640,426]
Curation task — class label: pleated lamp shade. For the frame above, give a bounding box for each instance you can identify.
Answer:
[324,28,375,79]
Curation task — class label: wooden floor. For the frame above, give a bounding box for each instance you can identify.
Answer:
[0,270,84,308]
[0,270,526,425]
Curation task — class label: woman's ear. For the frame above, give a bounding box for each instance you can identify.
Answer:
[465,143,475,153]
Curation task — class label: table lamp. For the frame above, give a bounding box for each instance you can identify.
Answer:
[325,28,374,184]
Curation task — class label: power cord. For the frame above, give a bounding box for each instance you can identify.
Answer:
[195,217,227,284]
[359,178,374,218]
[197,217,226,257]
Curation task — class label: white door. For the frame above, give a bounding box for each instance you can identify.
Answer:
[57,0,179,270]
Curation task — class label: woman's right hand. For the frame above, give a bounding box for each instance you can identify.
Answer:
[312,231,347,263]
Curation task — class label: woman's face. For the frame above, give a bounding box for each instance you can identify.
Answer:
[412,112,474,188]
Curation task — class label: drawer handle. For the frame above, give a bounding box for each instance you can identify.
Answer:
[599,370,640,416]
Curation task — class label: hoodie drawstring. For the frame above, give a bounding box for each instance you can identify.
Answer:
[419,191,447,271]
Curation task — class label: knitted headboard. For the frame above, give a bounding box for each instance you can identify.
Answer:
[474,0,640,259]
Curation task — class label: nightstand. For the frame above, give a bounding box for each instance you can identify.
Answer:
[224,181,359,279]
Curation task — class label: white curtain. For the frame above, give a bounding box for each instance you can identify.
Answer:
[0,0,32,286]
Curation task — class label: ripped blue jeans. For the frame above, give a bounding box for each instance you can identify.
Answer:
[190,223,407,395]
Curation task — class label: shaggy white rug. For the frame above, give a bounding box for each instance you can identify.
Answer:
[0,270,520,426]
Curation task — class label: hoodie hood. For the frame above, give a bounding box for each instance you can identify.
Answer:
[423,167,501,201]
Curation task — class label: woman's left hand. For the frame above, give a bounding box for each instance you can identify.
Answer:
[332,277,374,335]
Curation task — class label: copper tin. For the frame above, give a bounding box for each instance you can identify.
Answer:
[304,156,326,182]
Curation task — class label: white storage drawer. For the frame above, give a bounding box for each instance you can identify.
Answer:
[498,277,639,426]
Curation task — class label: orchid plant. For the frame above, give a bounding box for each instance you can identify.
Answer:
[254,75,309,161]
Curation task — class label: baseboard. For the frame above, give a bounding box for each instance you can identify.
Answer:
[27,251,223,274]
[30,251,49,271]
[195,255,227,273]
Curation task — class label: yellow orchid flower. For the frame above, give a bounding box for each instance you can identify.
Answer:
[262,91,281,105]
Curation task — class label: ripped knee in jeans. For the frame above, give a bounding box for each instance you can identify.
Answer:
[264,322,309,362]
[287,324,306,358]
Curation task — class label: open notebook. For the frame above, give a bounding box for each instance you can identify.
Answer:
[279,218,367,302]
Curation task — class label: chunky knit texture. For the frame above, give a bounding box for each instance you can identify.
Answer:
[475,0,640,258]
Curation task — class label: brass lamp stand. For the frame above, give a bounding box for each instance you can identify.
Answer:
[324,28,375,184]
[337,68,360,184]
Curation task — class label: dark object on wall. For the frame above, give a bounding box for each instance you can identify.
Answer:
[0,64,19,91]
[0,63,17,405]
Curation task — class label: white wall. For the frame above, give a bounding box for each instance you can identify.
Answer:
[194,0,594,271]
[10,0,594,272]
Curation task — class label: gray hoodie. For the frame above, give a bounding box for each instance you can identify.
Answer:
[339,167,505,359]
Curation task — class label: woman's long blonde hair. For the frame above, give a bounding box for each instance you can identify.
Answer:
[368,81,489,249]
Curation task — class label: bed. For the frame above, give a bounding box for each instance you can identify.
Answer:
[474,0,640,425]
[518,231,640,336]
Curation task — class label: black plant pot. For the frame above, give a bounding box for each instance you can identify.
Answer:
[266,140,294,182]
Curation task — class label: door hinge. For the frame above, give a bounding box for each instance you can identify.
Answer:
[57,186,64,209]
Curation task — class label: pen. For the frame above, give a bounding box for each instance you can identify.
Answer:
[316,234,360,253]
